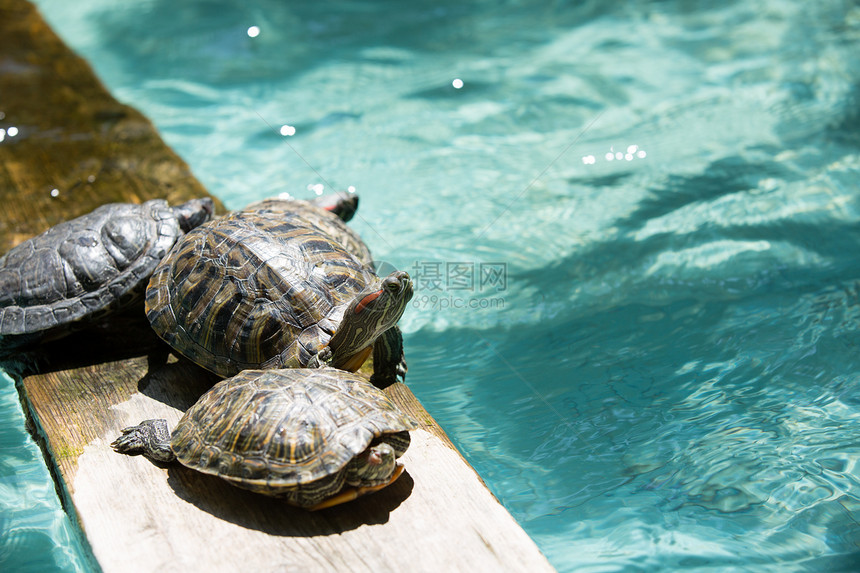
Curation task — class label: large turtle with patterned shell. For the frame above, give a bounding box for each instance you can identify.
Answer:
[145,194,412,386]
[112,367,417,509]
[0,198,213,349]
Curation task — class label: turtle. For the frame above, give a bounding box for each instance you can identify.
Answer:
[305,191,359,223]
[111,367,418,509]
[0,197,214,348]
[145,196,412,386]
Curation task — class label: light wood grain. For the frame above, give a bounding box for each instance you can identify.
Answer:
[1,1,555,571]
[75,424,549,573]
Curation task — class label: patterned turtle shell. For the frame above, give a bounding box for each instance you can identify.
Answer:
[145,198,412,378]
[244,197,372,266]
[170,367,417,508]
[0,198,213,346]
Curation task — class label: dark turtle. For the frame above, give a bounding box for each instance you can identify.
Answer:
[111,367,417,509]
[0,198,213,348]
[145,196,412,386]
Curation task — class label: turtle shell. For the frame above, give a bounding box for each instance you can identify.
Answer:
[170,368,417,506]
[146,199,380,377]
[243,198,372,265]
[0,199,208,343]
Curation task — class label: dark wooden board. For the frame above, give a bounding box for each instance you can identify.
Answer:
[0,0,226,252]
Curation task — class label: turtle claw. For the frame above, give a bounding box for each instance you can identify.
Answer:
[111,419,175,462]
[111,426,144,453]
[369,360,407,388]
[307,347,334,368]
[395,360,407,381]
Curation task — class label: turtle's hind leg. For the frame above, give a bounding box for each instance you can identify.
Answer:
[111,419,175,463]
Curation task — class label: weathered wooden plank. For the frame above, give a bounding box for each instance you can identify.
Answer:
[0,1,555,571]
[74,427,542,572]
[22,324,550,572]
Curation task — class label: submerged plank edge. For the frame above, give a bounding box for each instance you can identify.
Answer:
[0,1,555,572]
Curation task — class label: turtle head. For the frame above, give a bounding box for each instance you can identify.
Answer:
[173,197,215,232]
[346,442,398,487]
[327,271,413,372]
[308,192,359,222]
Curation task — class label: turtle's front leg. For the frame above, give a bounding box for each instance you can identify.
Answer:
[306,346,334,369]
[369,326,407,388]
[111,419,175,463]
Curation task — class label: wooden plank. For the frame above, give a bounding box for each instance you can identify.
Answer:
[0,1,555,572]
[23,324,550,572]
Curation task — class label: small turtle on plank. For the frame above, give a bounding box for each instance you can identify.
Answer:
[112,367,417,510]
[145,195,412,386]
[0,198,214,348]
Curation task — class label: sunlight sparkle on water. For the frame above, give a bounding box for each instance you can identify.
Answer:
[247,26,261,38]
[584,144,647,165]
[280,125,296,136]
[452,78,464,89]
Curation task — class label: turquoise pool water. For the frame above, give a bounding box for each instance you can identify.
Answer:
[4,0,860,570]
